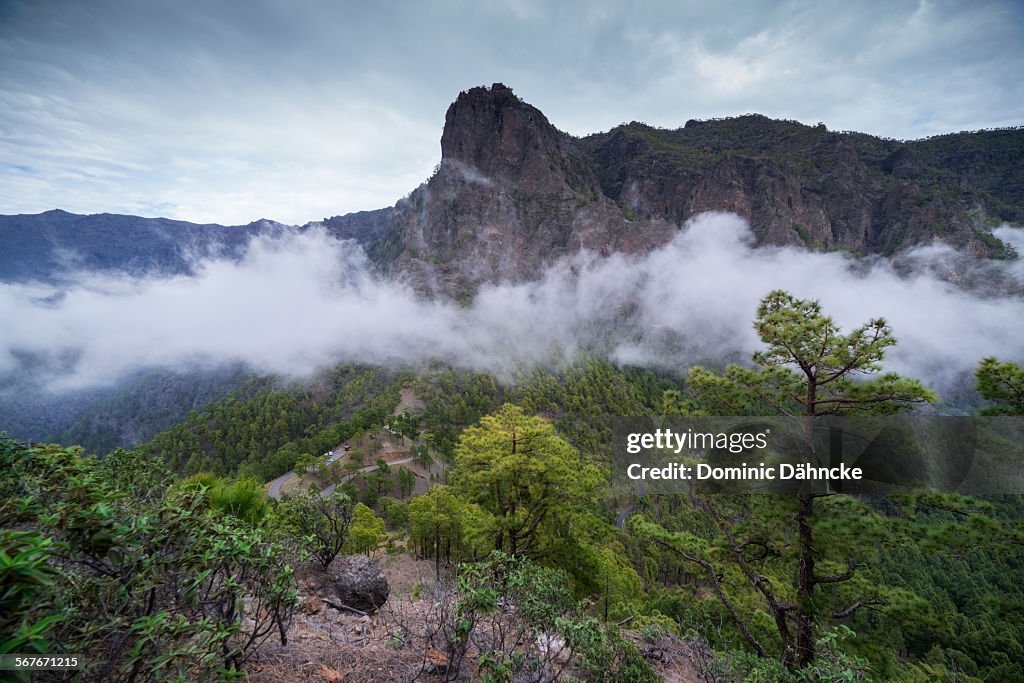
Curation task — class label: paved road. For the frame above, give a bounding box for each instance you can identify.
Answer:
[265,470,292,501]
[266,455,416,501]
[615,505,637,530]
[265,449,346,501]
[320,456,415,497]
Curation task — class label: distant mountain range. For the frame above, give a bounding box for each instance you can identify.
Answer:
[2,83,1021,296]
[0,210,284,284]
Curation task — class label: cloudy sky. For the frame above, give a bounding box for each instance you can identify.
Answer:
[1,0,1021,226]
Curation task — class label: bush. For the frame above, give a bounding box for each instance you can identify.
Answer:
[1,438,299,680]
[380,496,409,529]
[209,477,269,525]
[726,650,796,682]
[561,618,660,683]
[0,530,61,658]
[391,552,659,683]
[275,490,354,570]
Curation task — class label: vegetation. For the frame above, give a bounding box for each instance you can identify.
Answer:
[0,439,299,681]
[2,289,1022,681]
[632,293,1023,680]
[408,485,482,578]
[146,365,406,480]
[275,489,355,570]
[976,357,1024,415]
[392,551,658,683]
[644,291,936,668]
[348,502,387,555]
[452,404,602,559]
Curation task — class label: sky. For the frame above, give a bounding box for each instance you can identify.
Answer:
[1,0,1022,226]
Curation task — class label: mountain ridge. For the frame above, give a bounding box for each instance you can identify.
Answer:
[325,84,1021,298]
[3,83,1021,294]
[0,209,281,284]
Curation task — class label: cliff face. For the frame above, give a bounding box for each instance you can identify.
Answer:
[577,117,1017,258]
[327,84,676,299]
[324,84,1021,298]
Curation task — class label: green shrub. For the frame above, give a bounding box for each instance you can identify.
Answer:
[1,438,299,680]
[209,477,269,526]
[275,490,354,570]
[0,530,61,658]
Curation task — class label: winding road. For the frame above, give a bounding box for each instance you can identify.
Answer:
[615,505,637,530]
[266,455,417,501]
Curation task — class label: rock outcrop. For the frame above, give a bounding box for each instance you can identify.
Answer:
[333,556,389,613]
[324,83,676,299]
[322,84,1022,298]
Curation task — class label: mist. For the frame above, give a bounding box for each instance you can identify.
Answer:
[1,212,1022,400]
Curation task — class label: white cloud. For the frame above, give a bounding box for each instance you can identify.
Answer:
[2,214,1021,399]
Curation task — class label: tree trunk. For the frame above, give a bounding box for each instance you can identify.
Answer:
[794,373,820,667]
[795,492,816,668]
[434,528,441,580]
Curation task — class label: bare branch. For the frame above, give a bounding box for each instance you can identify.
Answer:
[653,538,769,659]
[815,559,856,585]
[832,597,886,618]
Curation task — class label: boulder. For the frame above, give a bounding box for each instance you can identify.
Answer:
[332,555,389,613]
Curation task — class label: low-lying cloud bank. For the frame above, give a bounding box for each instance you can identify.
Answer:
[1,212,1021,398]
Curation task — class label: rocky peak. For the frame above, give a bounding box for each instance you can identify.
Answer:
[361,85,667,297]
[319,87,1022,299]
[439,83,576,193]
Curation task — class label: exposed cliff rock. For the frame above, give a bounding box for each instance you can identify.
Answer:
[327,83,676,299]
[322,85,1021,298]
[577,116,1015,258]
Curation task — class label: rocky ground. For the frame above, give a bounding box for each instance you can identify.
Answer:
[247,552,704,682]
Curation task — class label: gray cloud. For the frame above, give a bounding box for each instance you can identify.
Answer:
[2,213,1021,400]
[1,0,1022,225]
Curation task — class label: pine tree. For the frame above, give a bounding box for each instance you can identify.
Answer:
[451,404,600,559]
[976,357,1024,415]
[658,290,936,668]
